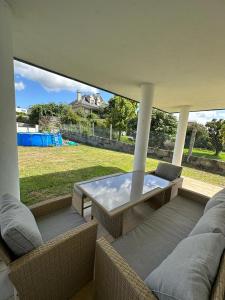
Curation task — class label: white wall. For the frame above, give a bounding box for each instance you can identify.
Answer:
[16,123,39,133]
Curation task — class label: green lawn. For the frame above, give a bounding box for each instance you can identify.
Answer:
[19,145,225,206]
[183,148,225,161]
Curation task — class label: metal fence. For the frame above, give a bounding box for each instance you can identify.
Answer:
[61,123,120,141]
[61,123,178,151]
[61,121,225,164]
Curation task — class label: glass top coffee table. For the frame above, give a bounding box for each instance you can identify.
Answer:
[78,171,172,216]
[76,171,173,238]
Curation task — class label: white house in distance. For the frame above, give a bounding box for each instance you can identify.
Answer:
[16,106,28,114]
[70,91,107,114]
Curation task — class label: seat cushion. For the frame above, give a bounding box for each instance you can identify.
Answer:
[0,194,43,257]
[145,233,225,300]
[112,195,204,279]
[190,202,225,237]
[155,162,182,181]
[36,205,86,242]
[204,188,225,213]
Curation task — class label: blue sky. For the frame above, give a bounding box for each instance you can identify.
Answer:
[14,60,225,124]
[14,60,113,108]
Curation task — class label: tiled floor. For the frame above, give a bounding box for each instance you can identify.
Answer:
[0,176,223,300]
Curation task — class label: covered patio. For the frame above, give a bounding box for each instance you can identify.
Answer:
[1,0,225,300]
[1,0,225,199]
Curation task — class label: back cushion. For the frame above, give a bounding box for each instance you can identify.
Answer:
[155,162,182,181]
[204,188,225,213]
[145,233,225,300]
[190,202,225,237]
[0,194,43,257]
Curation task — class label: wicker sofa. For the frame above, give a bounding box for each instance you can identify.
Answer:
[0,195,98,300]
[94,188,225,300]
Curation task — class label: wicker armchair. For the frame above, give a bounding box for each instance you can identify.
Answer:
[149,162,184,203]
[0,196,98,300]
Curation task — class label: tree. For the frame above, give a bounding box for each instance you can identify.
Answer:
[29,103,67,124]
[149,109,177,147]
[105,96,137,141]
[16,112,30,124]
[61,106,80,124]
[127,116,138,137]
[39,116,61,132]
[185,122,210,149]
[220,123,225,146]
[28,103,86,126]
[186,122,198,161]
[206,119,225,155]
[127,108,177,148]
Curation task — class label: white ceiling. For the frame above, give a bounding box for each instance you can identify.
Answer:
[7,0,225,112]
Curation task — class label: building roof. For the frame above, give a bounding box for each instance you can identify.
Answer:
[70,94,107,110]
[8,0,225,112]
[71,102,101,111]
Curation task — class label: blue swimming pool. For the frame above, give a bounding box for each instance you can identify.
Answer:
[17,133,63,147]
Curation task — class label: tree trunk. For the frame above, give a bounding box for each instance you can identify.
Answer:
[118,130,121,141]
[215,149,220,156]
[187,127,197,162]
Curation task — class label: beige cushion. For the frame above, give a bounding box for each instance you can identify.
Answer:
[190,202,225,237]
[155,162,182,181]
[204,188,225,213]
[37,206,86,242]
[145,233,225,300]
[113,195,204,279]
[0,194,43,257]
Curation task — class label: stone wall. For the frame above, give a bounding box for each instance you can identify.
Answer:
[185,155,225,174]
[62,131,225,175]
[147,147,173,162]
[62,131,135,154]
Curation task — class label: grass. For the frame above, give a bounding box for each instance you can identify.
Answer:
[183,148,225,161]
[18,145,225,206]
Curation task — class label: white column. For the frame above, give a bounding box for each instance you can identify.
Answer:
[0,1,20,199]
[133,83,154,172]
[172,106,190,166]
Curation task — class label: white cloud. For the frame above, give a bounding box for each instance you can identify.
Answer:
[173,110,225,124]
[15,81,25,91]
[189,110,225,124]
[14,60,98,94]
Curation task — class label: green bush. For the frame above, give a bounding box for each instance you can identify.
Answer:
[16,113,30,124]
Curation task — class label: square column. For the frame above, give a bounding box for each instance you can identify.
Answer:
[133,83,154,172]
[0,0,20,198]
[172,106,190,166]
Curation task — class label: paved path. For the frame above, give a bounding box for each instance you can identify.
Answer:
[183,176,223,197]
